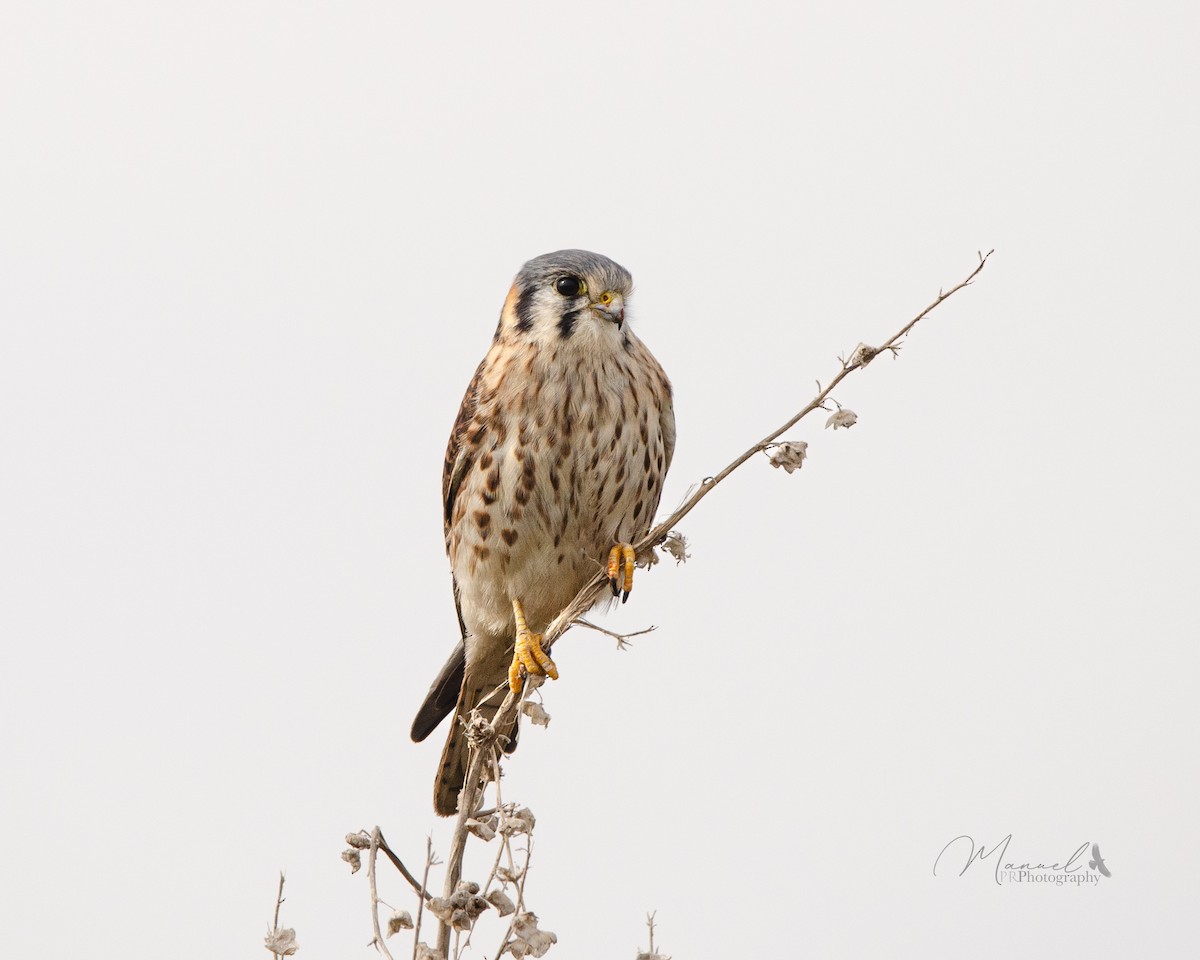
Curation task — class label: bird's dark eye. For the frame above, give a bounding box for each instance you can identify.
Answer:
[555,276,584,297]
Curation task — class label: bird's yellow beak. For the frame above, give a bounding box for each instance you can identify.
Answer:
[592,291,625,328]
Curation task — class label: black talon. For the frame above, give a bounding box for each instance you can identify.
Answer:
[621,590,630,603]
[610,578,620,596]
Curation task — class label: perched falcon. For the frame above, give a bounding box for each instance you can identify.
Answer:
[410,250,676,816]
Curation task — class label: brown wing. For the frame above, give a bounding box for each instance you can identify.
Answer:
[441,356,488,640]
[650,357,677,523]
[659,387,677,482]
[412,358,488,745]
[443,357,487,550]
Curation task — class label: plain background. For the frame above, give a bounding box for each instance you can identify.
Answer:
[2,1,1197,957]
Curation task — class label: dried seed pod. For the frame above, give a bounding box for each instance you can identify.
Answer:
[659,531,690,564]
[825,408,858,430]
[849,343,880,368]
[386,910,413,936]
[767,441,808,474]
[487,889,516,917]
[264,927,299,956]
[466,817,497,841]
[427,897,454,922]
[521,702,551,727]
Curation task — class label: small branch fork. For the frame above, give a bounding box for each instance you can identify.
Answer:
[269,873,286,960]
[376,831,434,903]
[367,829,395,960]
[264,872,299,959]
[412,837,435,960]
[577,617,658,650]
[273,873,285,939]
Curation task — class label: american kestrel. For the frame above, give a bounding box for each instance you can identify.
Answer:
[410,250,676,816]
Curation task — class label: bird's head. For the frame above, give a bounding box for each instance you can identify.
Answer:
[498,249,634,346]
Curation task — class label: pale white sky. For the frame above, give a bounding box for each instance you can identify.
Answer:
[2,1,1197,957]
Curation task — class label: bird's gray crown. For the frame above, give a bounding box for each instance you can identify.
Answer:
[515,249,632,293]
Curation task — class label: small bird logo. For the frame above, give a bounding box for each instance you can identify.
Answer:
[1088,843,1112,877]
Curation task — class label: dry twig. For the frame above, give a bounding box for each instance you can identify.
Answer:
[637,911,671,960]
[273,873,285,940]
[412,838,435,960]
[376,831,435,903]
[576,617,658,650]
[264,873,298,958]
[368,828,396,960]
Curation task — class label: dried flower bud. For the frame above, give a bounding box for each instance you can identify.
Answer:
[514,806,536,829]
[415,944,443,960]
[521,702,551,727]
[464,711,496,748]
[500,806,537,836]
[496,865,524,884]
[825,408,858,430]
[466,817,497,841]
[387,910,413,936]
[849,343,880,368]
[456,880,481,896]
[505,912,557,958]
[344,832,372,850]
[427,897,454,922]
[450,908,472,931]
[341,849,362,874]
[767,441,808,474]
[660,531,690,565]
[264,927,299,956]
[487,889,516,916]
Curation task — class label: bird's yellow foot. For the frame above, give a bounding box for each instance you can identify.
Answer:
[508,598,559,693]
[607,542,637,603]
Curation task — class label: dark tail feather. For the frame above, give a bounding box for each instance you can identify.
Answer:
[411,643,466,743]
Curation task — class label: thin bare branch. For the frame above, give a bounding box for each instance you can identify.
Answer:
[459,754,509,957]
[576,617,658,650]
[376,831,434,903]
[368,828,396,960]
[437,720,501,957]
[273,873,285,938]
[494,836,535,960]
[411,837,434,960]
[268,873,287,960]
